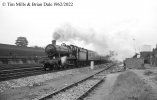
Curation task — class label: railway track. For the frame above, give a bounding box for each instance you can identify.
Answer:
[0,64,42,70]
[0,66,45,81]
[0,64,89,81]
[0,64,77,81]
[34,63,115,100]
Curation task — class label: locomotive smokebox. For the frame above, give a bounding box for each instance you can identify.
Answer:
[52,40,56,45]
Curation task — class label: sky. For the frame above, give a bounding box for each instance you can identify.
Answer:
[0,0,157,61]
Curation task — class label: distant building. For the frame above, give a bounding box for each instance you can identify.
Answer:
[140,45,152,64]
[140,51,152,63]
[140,44,157,65]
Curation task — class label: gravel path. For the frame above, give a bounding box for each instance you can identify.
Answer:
[84,72,120,100]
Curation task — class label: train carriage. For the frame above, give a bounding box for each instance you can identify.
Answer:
[88,50,101,64]
[0,44,45,64]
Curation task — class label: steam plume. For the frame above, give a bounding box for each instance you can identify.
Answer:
[52,23,136,61]
[53,23,108,54]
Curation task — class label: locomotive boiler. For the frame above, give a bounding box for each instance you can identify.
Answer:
[41,40,108,71]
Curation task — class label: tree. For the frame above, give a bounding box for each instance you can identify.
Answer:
[15,37,28,47]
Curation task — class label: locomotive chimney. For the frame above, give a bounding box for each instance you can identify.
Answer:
[52,40,56,45]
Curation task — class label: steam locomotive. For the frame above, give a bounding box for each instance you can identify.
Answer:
[41,40,108,70]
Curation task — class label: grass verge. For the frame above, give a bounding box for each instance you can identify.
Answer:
[106,71,156,100]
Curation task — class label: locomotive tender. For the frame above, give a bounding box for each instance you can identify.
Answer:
[41,40,107,70]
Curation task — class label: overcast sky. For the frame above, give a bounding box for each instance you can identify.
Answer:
[0,0,157,61]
